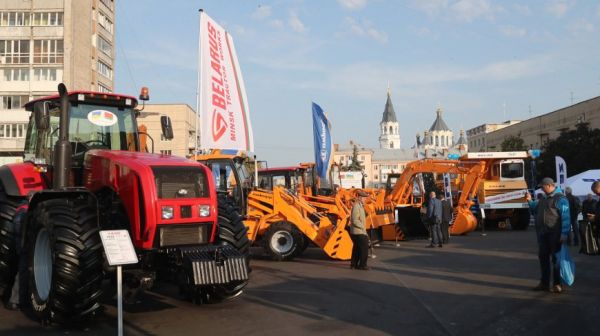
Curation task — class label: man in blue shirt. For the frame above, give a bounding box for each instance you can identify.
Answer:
[526,177,571,293]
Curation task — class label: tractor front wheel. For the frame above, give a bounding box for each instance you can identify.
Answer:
[209,195,251,301]
[26,199,104,324]
[263,221,302,261]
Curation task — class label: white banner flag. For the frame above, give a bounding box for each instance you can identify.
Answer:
[197,11,254,152]
[555,156,567,191]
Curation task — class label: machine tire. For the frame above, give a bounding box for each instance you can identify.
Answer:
[0,193,25,300]
[263,221,302,261]
[209,195,250,301]
[295,234,311,257]
[511,209,531,231]
[26,199,104,324]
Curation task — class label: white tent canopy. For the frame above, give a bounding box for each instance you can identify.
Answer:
[534,169,600,199]
[564,169,600,197]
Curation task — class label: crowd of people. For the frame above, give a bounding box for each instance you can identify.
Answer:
[348,175,600,294]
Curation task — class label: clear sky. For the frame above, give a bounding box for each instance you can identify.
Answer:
[115,0,600,166]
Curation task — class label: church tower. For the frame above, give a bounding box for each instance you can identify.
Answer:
[424,107,453,151]
[379,88,400,149]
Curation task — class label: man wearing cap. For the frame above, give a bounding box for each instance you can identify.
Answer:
[350,190,370,270]
[526,177,571,293]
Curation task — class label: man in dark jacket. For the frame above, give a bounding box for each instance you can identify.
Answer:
[527,177,570,294]
[564,187,580,246]
[427,191,443,247]
[580,193,597,253]
[590,182,600,245]
[439,194,452,244]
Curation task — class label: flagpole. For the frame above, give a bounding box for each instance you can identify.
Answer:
[195,9,204,154]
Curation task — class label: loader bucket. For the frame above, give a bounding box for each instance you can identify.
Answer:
[450,209,478,235]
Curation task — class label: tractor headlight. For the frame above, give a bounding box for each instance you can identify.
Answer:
[161,206,174,219]
[198,205,210,217]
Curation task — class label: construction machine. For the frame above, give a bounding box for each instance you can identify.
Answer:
[459,151,531,230]
[0,85,249,325]
[195,152,352,261]
[383,159,487,236]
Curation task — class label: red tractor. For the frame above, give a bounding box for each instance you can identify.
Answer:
[0,84,249,324]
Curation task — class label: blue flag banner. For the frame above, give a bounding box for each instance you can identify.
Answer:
[312,102,332,180]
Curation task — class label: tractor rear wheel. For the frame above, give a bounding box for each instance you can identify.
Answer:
[0,193,25,300]
[26,199,104,324]
[263,221,302,261]
[209,195,251,301]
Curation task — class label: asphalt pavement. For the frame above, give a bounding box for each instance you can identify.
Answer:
[1,228,599,336]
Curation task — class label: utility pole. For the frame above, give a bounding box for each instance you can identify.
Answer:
[570,91,574,104]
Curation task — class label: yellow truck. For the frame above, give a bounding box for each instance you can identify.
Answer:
[460,151,531,230]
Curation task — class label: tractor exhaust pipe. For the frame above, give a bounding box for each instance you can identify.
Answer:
[53,83,72,189]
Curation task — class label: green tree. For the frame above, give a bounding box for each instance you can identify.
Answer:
[536,123,600,179]
[501,135,527,151]
[342,145,364,171]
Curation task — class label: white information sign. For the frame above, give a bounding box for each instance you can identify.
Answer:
[485,189,528,204]
[99,230,138,266]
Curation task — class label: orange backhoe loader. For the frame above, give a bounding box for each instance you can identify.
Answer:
[194,151,352,261]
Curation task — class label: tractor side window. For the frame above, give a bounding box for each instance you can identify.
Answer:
[23,116,38,161]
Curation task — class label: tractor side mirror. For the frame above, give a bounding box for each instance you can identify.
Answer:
[160,115,174,140]
[33,101,50,131]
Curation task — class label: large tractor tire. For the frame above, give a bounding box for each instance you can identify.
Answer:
[209,195,251,301]
[0,193,25,300]
[26,199,104,324]
[263,221,303,261]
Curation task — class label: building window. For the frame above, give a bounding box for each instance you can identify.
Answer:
[33,39,64,64]
[98,11,113,33]
[389,141,394,148]
[98,84,111,93]
[32,12,63,26]
[97,35,112,55]
[0,12,30,26]
[0,123,26,138]
[160,150,172,155]
[374,165,378,170]
[441,136,445,146]
[2,68,29,81]
[99,0,115,11]
[33,68,58,81]
[1,96,28,110]
[0,40,30,64]
[97,60,112,79]
[435,136,439,146]
[160,134,173,141]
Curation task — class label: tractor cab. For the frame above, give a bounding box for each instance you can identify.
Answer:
[23,90,172,184]
[195,150,253,214]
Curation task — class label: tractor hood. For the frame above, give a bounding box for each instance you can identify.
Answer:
[85,150,199,168]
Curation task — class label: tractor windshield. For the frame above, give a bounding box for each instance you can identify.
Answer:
[61,103,137,151]
[24,103,138,163]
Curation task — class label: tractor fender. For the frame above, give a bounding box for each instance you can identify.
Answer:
[0,163,46,197]
[21,189,99,247]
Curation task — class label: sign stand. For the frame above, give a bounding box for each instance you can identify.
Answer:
[100,230,139,336]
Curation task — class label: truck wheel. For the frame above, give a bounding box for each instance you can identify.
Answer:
[263,221,302,261]
[0,193,25,299]
[26,199,104,324]
[295,234,311,257]
[210,195,250,301]
[511,209,530,231]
